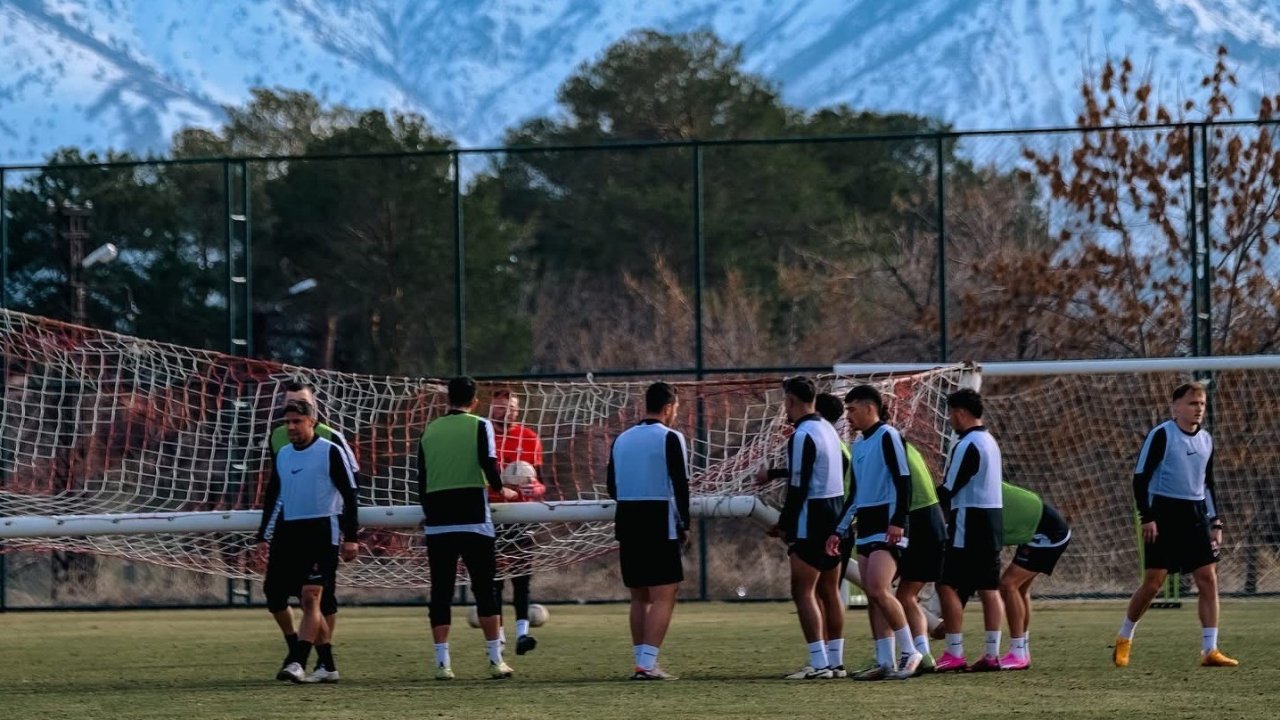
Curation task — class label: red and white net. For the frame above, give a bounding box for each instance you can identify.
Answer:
[0,310,965,588]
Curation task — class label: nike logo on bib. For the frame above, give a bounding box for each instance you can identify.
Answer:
[291,467,304,474]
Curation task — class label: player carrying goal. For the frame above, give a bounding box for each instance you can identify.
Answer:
[488,388,548,655]
[255,399,360,683]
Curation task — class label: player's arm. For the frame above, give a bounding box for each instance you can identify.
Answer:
[830,467,858,556]
[937,443,981,506]
[256,460,282,542]
[416,439,430,518]
[328,445,360,539]
[1132,426,1166,543]
[883,429,910,532]
[330,431,360,475]
[665,430,692,540]
[778,434,815,539]
[606,442,618,501]
[1205,451,1222,540]
[477,419,514,499]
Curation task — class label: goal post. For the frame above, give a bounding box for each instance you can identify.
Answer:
[836,354,1280,599]
[0,309,966,596]
[0,496,777,540]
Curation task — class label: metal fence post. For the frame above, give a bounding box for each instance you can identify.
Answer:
[691,144,710,600]
[453,152,465,375]
[936,135,948,362]
[1,167,7,309]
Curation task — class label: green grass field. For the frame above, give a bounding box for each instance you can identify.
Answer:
[4,601,1276,720]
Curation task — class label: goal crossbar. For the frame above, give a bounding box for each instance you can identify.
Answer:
[0,496,777,540]
[834,355,1280,377]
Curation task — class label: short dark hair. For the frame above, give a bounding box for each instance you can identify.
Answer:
[946,388,984,418]
[815,393,843,424]
[645,382,679,413]
[284,381,315,394]
[282,399,315,417]
[447,376,478,407]
[1172,381,1207,401]
[782,376,817,404]
[843,385,884,417]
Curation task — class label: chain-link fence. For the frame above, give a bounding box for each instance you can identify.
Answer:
[3,120,1279,608]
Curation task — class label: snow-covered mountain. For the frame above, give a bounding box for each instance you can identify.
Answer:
[2,0,1279,162]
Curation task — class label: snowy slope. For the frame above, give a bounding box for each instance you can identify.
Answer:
[1,0,1278,161]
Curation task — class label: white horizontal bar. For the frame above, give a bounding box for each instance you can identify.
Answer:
[834,355,1280,377]
[0,496,769,540]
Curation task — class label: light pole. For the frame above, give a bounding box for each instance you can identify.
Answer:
[47,199,94,324]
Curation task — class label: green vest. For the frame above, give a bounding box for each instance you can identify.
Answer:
[905,442,939,511]
[839,440,852,499]
[270,422,340,455]
[1002,482,1044,546]
[420,413,487,494]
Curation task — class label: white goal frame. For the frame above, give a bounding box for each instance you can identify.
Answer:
[0,496,778,540]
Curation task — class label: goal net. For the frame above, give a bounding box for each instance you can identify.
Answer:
[980,365,1280,597]
[0,309,967,598]
[837,357,1280,598]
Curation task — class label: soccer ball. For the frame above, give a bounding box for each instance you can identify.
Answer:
[528,603,549,627]
[501,460,537,486]
[466,606,481,628]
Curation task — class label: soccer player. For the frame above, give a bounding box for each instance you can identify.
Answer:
[813,392,852,676]
[256,399,360,683]
[827,385,922,680]
[764,376,845,681]
[418,377,519,680]
[997,482,1071,670]
[488,388,547,655]
[263,381,358,682]
[934,388,1005,672]
[894,435,948,674]
[607,381,691,680]
[1113,381,1237,668]
[935,482,1073,668]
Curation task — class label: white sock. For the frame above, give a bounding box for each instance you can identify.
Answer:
[434,642,450,667]
[486,639,503,664]
[825,638,844,668]
[893,626,916,661]
[498,627,506,645]
[516,619,530,638]
[1202,627,1218,654]
[1118,616,1138,640]
[945,633,964,658]
[807,640,829,670]
[874,636,895,669]
[984,630,1001,658]
[1010,636,1028,661]
[638,644,659,672]
[913,634,931,657]
[1025,630,1031,654]
[633,645,643,667]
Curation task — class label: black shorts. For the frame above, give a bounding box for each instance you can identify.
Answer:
[900,504,947,583]
[941,507,1002,594]
[839,537,854,579]
[790,537,842,571]
[265,519,340,597]
[1143,496,1219,574]
[1012,503,1071,576]
[1013,540,1070,576]
[854,504,905,559]
[619,539,684,588]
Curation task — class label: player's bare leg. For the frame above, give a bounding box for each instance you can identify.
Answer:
[816,565,845,675]
[1115,568,1166,667]
[1193,563,1237,666]
[785,555,831,678]
[862,550,920,678]
[999,564,1037,669]
[897,579,934,672]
